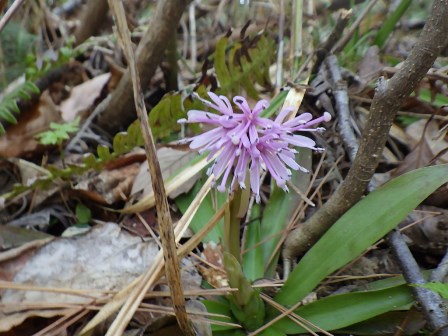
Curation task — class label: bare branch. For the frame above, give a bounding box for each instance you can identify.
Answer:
[283,0,448,271]
[97,0,192,134]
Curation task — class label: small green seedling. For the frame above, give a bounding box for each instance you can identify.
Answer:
[36,117,80,146]
[36,117,80,162]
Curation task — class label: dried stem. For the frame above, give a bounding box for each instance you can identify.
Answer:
[283,0,448,270]
[430,249,448,283]
[325,54,358,161]
[0,0,26,33]
[106,1,194,335]
[311,9,351,75]
[389,230,448,335]
[331,0,380,53]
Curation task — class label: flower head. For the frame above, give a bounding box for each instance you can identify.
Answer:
[179,92,331,202]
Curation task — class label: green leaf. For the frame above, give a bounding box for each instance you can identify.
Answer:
[113,132,128,155]
[260,149,311,277]
[0,107,18,124]
[242,204,264,281]
[75,203,91,224]
[373,0,412,48]
[415,282,448,299]
[338,310,424,335]
[97,145,112,161]
[214,36,232,89]
[275,164,448,307]
[260,90,288,118]
[274,285,414,333]
[175,176,225,243]
[126,120,143,148]
[259,327,287,336]
[417,88,448,107]
[36,118,79,145]
[202,299,239,332]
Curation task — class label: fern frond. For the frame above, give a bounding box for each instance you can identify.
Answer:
[213,33,275,99]
[0,81,40,135]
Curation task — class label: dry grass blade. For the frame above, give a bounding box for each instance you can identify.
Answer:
[247,293,333,336]
[80,175,213,335]
[121,153,213,213]
[106,0,194,334]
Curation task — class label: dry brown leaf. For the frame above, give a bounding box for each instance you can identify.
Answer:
[406,119,448,162]
[0,91,61,157]
[73,162,141,204]
[130,147,199,201]
[0,223,202,332]
[357,45,383,84]
[400,206,448,255]
[393,136,434,176]
[60,73,111,121]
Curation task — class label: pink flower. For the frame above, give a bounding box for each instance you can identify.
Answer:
[178,92,331,202]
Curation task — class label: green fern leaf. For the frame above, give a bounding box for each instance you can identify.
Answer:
[214,36,232,89]
[113,132,128,155]
[0,81,41,134]
[149,93,183,140]
[212,33,274,98]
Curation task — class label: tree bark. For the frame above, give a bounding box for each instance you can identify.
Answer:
[97,0,191,134]
[74,0,109,46]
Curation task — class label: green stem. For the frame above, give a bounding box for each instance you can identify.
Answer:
[223,184,250,262]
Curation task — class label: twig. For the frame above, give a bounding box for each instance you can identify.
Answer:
[0,0,25,33]
[311,9,351,75]
[331,0,380,53]
[325,55,358,161]
[430,248,448,282]
[283,0,448,271]
[106,1,194,335]
[73,0,109,46]
[65,95,112,152]
[188,2,197,71]
[389,230,448,335]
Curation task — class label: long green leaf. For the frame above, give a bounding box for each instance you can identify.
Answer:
[261,149,311,277]
[274,285,413,333]
[275,164,448,306]
[175,177,225,242]
[373,0,412,48]
[242,204,264,281]
[202,299,239,332]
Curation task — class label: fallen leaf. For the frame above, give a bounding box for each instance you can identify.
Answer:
[73,162,141,204]
[0,223,202,332]
[0,91,61,157]
[400,206,448,256]
[130,147,199,201]
[405,119,448,162]
[60,73,111,121]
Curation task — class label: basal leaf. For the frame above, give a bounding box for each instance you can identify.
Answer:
[275,164,448,307]
[416,282,448,299]
[242,204,264,281]
[274,285,413,333]
[202,299,238,332]
[261,149,311,277]
[175,176,225,243]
